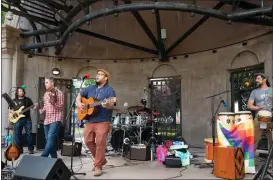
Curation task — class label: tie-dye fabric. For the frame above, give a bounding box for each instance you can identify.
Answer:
[217,119,255,174]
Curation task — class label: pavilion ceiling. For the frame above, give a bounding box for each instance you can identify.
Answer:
[2,0,273,61]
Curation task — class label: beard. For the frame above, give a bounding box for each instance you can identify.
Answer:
[256,82,262,87]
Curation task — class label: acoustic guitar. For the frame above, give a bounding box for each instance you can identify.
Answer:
[4,127,20,161]
[9,102,39,124]
[77,97,116,120]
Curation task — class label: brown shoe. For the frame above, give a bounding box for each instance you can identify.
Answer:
[92,159,107,171]
[94,168,102,177]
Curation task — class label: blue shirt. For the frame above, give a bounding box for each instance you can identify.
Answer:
[80,84,116,123]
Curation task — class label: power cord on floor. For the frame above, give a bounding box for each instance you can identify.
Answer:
[165,167,187,179]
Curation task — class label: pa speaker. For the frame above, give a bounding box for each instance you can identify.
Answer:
[14,155,71,180]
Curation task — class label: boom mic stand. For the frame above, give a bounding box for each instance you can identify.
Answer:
[205,91,229,171]
[67,78,86,179]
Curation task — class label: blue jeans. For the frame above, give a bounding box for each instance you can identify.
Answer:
[41,121,60,158]
[14,118,33,152]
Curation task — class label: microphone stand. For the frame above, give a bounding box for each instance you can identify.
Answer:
[205,91,228,172]
[68,78,86,179]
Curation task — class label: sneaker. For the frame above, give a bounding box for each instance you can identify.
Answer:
[92,159,107,171]
[94,168,102,177]
[29,150,34,154]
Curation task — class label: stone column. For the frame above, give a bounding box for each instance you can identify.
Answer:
[1,25,21,136]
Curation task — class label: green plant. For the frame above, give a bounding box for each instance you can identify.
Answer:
[84,79,96,87]
[1,11,6,24]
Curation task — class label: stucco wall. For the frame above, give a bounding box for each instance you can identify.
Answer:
[21,33,272,146]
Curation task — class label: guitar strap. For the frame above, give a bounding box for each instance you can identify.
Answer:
[95,87,102,99]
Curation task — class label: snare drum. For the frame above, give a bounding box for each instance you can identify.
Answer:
[217,112,235,131]
[258,110,272,123]
[204,138,218,163]
[235,111,253,125]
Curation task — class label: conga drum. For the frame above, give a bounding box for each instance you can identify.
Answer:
[234,111,253,125]
[204,138,218,163]
[217,112,235,131]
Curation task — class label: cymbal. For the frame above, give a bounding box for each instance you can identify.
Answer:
[127,106,143,111]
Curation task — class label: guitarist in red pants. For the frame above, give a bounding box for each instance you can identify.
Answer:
[76,69,116,177]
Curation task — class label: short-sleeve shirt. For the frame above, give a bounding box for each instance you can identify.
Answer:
[12,97,33,120]
[249,87,273,116]
[80,84,116,123]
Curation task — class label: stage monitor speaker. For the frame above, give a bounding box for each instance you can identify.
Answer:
[14,155,71,180]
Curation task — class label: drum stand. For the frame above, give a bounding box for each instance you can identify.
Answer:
[253,126,273,180]
[147,120,158,161]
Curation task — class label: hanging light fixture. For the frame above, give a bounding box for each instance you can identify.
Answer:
[52,68,60,76]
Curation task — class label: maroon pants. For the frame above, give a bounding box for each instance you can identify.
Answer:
[84,121,110,169]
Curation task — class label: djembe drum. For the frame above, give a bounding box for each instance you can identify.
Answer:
[258,110,272,129]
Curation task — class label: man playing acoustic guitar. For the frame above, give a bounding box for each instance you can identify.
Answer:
[76,69,116,177]
[11,87,38,154]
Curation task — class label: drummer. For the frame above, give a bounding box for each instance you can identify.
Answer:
[247,72,272,150]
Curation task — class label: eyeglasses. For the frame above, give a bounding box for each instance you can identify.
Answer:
[97,73,106,76]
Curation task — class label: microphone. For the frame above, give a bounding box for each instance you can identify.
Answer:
[81,74,90,80]
[13,85,26,89]
[220,97,228,108]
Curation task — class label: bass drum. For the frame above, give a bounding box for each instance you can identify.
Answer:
[110,129,137,152]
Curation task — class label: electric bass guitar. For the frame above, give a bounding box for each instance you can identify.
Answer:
[4,127,20,161]
[9,103,38,124]
[77,97,116,120]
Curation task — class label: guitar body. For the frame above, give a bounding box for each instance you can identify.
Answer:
[9,106,25,124]
[4,144,20,161]
[78,97,99,120]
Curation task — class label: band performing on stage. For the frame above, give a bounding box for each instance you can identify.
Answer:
[2,70,272,179]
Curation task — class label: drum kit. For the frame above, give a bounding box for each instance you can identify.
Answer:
[109,102,173,154]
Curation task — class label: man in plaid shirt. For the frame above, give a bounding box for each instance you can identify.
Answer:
[40,77,64,158]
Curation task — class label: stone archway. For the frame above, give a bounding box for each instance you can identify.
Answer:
[151,63,178,78]
[76,66,97,78]
[230,50,259,69]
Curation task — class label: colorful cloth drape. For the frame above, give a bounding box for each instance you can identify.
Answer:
[217,119,256,174]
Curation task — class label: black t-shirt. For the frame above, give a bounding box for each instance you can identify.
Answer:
[12,97,34,119]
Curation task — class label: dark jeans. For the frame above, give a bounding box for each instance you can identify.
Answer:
[41,121,60,158]
[14,118,33,152]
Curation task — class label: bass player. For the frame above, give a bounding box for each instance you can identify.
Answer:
[10,87,38,154]
[76,69,116,177]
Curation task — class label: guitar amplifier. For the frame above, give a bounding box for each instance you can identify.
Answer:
[61,142,82,157]
[125,144,151,161]
[214,146,245,179]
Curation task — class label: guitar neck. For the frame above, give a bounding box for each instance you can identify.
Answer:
[89,100,103,107]
[20,105,33,114]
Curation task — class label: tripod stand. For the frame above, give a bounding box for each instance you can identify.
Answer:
[68,78,86,179]
[253,124,273,180]
[147,119,158,161]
